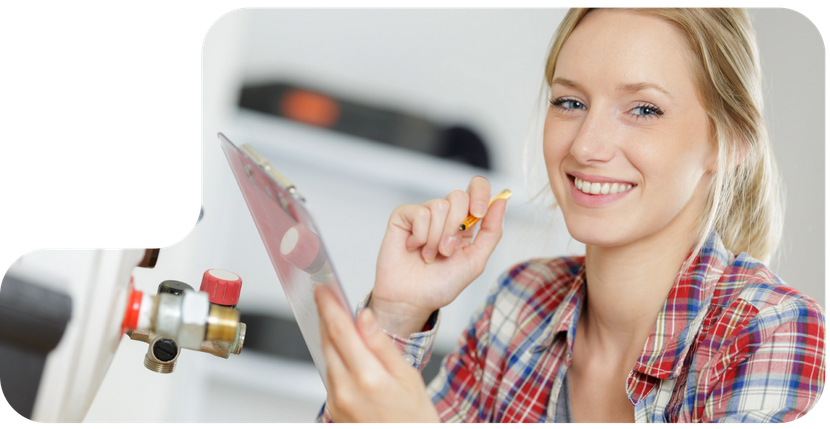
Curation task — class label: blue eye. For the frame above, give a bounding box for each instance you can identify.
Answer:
[631,104,664,117]
[551,98,586,111]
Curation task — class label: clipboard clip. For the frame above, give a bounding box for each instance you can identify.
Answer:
[241,144,306,202]
[240,144,306,220]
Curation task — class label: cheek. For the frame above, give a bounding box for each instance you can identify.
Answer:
[637,145,708,211]
[542,116,571,173]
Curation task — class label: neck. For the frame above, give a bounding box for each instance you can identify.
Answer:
[580,220,698,360]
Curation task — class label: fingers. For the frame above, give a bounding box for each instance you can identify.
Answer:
[427,176,493,260]
[356,308,413,377]
[318,286,421,422]
[315,285,384,375]
[399,204,429,252]
[467,175,491,218]
[318,290,349,390]
[420,198,448,263]
[463,197,507,266]
[391,176,494,263]
[314,286,349,404]
[439,190,470,257]
[321,304,438,423]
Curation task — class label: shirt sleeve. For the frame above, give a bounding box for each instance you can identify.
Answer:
[704,294,826,423]
[424,267,522,423]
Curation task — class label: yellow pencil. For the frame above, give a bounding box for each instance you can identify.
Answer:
[458,189,511,231]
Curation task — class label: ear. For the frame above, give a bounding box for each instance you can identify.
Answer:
[704,136,720,174]
[720,141,750,174]
[730,143,749,168]
[707,135,748,175]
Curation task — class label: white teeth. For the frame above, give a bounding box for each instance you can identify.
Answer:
[573,177,634,195]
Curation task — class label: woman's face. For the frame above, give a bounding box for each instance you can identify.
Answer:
[544,10,716,248]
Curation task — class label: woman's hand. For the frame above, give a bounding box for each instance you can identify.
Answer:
[315,284,440,423]
[371,176,508,336]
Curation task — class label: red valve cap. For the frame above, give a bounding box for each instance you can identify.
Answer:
[122,284,143,335]
[200,269,242,306]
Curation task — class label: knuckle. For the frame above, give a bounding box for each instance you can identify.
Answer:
[331,386,352,409]
[357,371,382,391]
[416,206,431,221]
[389,204,410,224]
[432,199,448,213]
[486,228,503,243]
[447,189,467,201]
[393,203,411,215]
[327,319,346,337]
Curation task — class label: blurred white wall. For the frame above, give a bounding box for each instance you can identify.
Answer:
[752,9,824,301]
[222,8,824,307]
[84,8,824,423]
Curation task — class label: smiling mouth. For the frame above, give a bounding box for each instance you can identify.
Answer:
[568,174,637,195]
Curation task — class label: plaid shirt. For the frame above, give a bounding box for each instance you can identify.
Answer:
[319,232,825,422]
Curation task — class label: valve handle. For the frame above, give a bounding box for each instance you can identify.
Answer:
[200,269,242,307]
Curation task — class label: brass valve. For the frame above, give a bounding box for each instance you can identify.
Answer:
[123,270,246,374]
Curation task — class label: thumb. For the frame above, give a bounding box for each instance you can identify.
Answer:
[464,198,507,262]
[357,308,413,376]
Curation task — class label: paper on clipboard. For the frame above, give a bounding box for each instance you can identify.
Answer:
[218,132,352,388]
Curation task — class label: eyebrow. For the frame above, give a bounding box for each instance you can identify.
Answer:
[616,82,674,99]
[552,77,674,99]
[551,77,585,92]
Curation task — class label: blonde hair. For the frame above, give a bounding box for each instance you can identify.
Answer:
[540,8,783,264]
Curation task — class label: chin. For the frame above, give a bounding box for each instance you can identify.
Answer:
[563,218,629,248]
[570,232,628,249]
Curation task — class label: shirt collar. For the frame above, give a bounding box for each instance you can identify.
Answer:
[530,262,585,355]
[630,230,732,380]
[529,231,732,379]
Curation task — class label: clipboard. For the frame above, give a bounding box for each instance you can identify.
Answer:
[218,132,352,388]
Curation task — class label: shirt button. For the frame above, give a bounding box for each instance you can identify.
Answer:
[403,354,416,365]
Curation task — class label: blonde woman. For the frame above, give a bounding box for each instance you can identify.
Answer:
[313,8,825,423]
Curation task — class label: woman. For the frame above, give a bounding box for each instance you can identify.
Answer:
[313,8,825,423]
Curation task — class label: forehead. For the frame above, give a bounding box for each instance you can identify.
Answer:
[555,10,696,94]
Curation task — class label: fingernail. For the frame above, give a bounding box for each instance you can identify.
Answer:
[441,235,459,255]
[471,202,487,218]
[423,249,437,263]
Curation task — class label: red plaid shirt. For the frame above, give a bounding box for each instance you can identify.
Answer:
[320,232,825,422]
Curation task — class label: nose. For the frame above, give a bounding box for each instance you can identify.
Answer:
[570,109,615,164]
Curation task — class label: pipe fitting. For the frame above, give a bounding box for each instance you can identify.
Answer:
[143,336,180,374]
[206,304,239,343]
[178,291,210,349]
[200,322,246,359]
[154,293,182,339]
[153,290,211,350]
[125,272,245,374]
